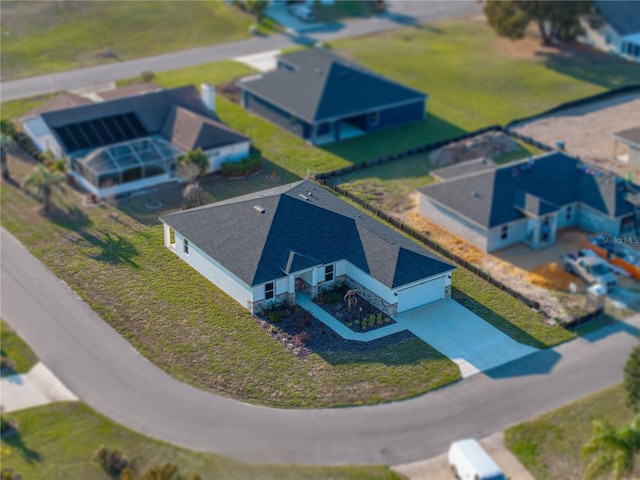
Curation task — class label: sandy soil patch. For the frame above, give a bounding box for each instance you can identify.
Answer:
[513,93,640,179]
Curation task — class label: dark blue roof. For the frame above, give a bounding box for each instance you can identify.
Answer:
[240,48,427,124]
[161,181,454,287]
[420,153,639,228]
[595,0,640,36]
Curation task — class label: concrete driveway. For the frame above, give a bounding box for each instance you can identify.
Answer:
[394,300,538,377]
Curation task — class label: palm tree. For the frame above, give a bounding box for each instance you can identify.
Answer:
[22,164,66,213]
[582,414,640,480]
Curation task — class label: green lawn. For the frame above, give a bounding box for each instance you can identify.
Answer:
[1,319,38,375]
[0,403,402,480]
[1,154,460,409]
[505,384,638,480]
[451,273,572,348]
[116,60,258,91]
[0,1,275,81]
[330,19,640,132]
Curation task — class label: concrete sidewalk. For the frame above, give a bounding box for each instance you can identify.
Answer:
[296,292,406,341]
[392,431,534,480]
[1,362,77,413]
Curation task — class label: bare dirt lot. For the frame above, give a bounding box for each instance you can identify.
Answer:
[512,92,640,179]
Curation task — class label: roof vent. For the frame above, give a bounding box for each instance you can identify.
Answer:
[299,194,309,201]
[254,205,266,214]
[314,67,323,75]
[471,191,481,198]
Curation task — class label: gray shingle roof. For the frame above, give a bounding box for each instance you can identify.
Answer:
[419,153,639,228]
[161,105,249,151]
[240,48,427,124]
[614,126,640,147]
[35,85,248,155]
[595,0,640,36]
[161,181,454,288]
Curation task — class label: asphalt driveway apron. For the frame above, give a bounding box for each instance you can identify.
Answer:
[394,299,538,377]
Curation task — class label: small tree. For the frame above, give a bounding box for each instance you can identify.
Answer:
[177,149,208,209]
[22,164,66,213]
[484,0,593,45]
[582,414,640,480]
[235,0,268,23]
[624,345,640,413]
[177,148,208,182]
[0,118,16,181]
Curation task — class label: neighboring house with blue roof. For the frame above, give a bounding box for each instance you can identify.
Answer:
[161,180,454,315]
[21,84,250,199]
[238,48,427,145]
[580,0,640,62]
[418,152,640,253]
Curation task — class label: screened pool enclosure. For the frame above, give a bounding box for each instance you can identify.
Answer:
[71,137,180,192]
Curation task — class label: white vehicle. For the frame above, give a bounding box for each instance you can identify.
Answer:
[448,439,506,480]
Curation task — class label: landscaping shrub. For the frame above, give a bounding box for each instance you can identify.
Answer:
[220,153,262,177]
[0,356,15,374]
[12,132,44,162]
[140,70,155,82]
[0,469,23,480]
[92,445,128,476]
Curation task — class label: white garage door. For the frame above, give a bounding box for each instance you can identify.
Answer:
[396,277,444,313]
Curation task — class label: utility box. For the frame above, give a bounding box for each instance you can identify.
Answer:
[586,283,607,310]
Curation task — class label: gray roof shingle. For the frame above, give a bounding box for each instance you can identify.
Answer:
[240,48,427,124]
[614,126,640,147]
[161,181,454,288]
[419,153,639,228]
[34,85,248,155]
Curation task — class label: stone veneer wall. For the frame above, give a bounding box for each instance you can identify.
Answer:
[248,291,295,314]
[344,276,398,317]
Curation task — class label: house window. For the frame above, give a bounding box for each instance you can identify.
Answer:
[501,225,509,240]
[325,264,334,282]
[183,238,189,254]
[265,282,274,300]
[369,111,380,126]
[566,205,573,220]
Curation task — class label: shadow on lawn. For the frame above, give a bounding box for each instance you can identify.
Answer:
[81,230,140,268]
[321,113,466,166]
[2,428,41,464]
[537,45,640,90]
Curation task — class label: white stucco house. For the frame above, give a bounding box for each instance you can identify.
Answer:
[580,0,640,62]
[418,152,640,253]
[20,84,251,199]
[160,180,455,316]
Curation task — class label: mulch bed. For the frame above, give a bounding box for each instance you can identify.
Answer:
[312,284,397,333]
[254,304,411,358]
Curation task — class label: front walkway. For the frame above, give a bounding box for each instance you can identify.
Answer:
[395,300,538,377]
[1,362,78,413]
[296,292,406,341]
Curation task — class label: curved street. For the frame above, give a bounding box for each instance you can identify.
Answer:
[1,227,638,466]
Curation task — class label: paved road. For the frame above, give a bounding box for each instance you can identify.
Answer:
[0,1,480,101]
[2,227,638,466]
